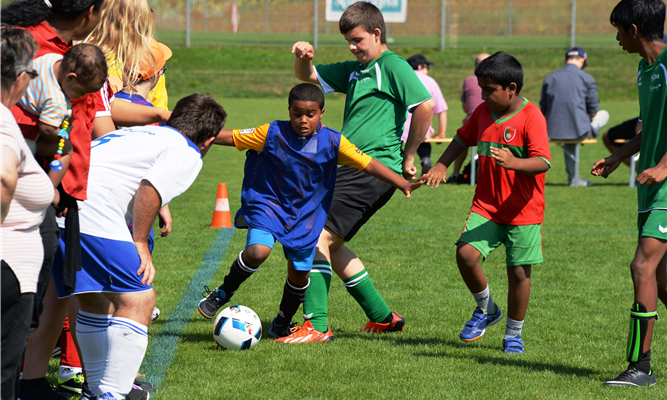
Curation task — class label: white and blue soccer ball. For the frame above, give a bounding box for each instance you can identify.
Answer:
[213,305,262,350]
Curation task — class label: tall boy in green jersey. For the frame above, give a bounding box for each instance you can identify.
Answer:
[422,51,551,354]
[290,1,435,339]
[592,0,667,387]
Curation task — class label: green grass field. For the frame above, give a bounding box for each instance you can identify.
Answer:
[155,30,619,50]
[49,45,667,398]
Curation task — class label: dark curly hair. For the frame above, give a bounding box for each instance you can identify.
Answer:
[1,0,104,27]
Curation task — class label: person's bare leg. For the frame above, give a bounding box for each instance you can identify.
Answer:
[455,243,487,293]
[655,254,667,308]
[629,237,667,354]
[506,265,531,321]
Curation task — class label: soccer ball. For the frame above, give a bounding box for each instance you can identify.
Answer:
[212,305,262,350]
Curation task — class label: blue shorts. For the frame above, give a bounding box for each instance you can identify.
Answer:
[246,228,315,271]
[52,230,153,299]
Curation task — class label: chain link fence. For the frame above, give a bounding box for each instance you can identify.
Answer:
[149,0,631,49]
[0,0,644,48]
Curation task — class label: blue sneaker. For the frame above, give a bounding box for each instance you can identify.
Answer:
[197,286,229,319]
[459,306,503,342]
[503,335,524,353]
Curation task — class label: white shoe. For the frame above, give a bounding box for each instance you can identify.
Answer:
[151,307,160,321]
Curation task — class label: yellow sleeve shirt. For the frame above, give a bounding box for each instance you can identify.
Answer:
[232,124,372,171]
[338,135,372,170]
[232,124,269,152]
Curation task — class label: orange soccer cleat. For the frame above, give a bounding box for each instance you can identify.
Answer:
[360,311,405,333]
[274,321,334,343]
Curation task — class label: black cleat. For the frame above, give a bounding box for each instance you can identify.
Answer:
[604,368,656,387]
[197,285,228,319]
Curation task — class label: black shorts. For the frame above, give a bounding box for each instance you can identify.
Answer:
[607,117,640,143]
[325,166,396,242]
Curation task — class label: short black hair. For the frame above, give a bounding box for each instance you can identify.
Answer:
[61,43,108,83]
[610,0,665,42]
[339,2,386,45]
[288,83,324,110]
[475,51,524,94]
[168,93,227,146]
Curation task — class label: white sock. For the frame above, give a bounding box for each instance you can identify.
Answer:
[59,365,83,381]
[472,286,496,313]
[76,311,111,395]
[505,317,524,338]
[98,317,148,399]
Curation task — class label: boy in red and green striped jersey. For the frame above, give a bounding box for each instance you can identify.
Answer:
[423,51,551,354]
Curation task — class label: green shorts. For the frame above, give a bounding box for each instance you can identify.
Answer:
[638,209,667,241]
[457,212,543,266]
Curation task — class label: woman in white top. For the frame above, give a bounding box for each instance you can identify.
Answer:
[1,26,54,400]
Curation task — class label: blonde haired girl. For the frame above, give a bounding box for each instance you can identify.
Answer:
[84,0,169,110]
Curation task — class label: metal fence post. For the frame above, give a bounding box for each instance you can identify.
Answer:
[440,0,446,51]
[314,0,319,49]
[509,0,513,37]
[570,0,577,47]
[186,0,191,47]
[265,0,269,34]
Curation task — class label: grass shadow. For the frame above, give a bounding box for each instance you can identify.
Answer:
[414,349,598,378]
[334,333,598,378]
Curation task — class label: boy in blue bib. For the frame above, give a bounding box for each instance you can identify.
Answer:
[197,83,420,342]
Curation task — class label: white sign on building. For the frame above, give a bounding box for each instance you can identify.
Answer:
[325,0,407,23]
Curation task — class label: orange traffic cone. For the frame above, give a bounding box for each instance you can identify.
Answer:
[211,183,233,228]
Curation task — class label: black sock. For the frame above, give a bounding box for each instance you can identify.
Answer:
[381,311,393,324]
[274,277,309,326]
[220,251,258,300]
[629,349,652,374]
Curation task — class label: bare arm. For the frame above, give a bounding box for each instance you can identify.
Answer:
[423,139,467,188]
[38,122,61,142]
[592,131,642,178]
[362,159,420,198]
[462,102,468,114]
[213,129,235,146]
[111,100,171,127]
[1,146,19,223]
[292,41,319,84]
[489,147,549,175]
[132,180,162,286]
[435,111,447,137]
[403,99,435,180]
[92,115,117,139]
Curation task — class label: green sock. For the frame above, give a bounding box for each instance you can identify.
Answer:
[303,260,332,332]
[344,269,391,323]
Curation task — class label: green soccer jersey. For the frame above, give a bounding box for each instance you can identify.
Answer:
[637,46,667,213]
[315,51,432,174]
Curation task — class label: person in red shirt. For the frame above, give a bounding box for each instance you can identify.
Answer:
[422,51,551,354]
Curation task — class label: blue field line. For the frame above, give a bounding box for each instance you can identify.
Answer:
[362,225,637,235]
[142,228,235,391]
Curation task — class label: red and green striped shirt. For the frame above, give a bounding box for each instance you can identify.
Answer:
[455,99,551,225]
